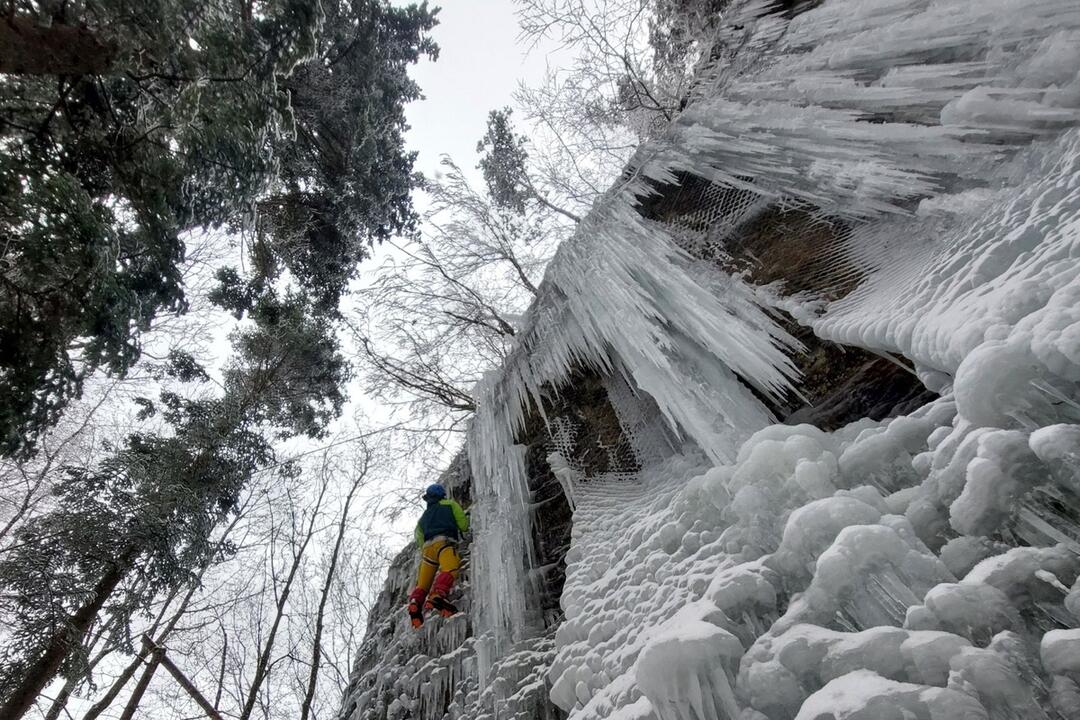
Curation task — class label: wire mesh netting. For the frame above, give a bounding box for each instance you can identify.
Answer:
[639,171,876,302]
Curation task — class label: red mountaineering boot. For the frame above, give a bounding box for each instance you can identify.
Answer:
[407,587,427,629]
[427,572,458,617]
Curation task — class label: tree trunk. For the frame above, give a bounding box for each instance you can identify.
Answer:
[155,645,224,720]
[80,641,151,720]
[0,556,130,720]
[41,676,76,720]
[2,349,274,719]
[237,481,328,720]
[42,617,119,720]
[80,526,235,720]
[299,462,367,720]
[0,17,116,76]
[116,648,163,720]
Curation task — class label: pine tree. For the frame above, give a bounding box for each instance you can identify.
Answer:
[0,290,348,719]
[0,0,321,457]
[257,0,439,314]
[0,1,438,714]
[0,0,436,456]
[477,108,581,223]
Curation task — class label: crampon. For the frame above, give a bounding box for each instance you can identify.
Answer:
[425,595,458,618]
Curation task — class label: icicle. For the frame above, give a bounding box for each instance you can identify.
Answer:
[547,451,579,512]
[335,3,1080,720]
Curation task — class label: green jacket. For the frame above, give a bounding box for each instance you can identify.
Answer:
[415,498,469,549]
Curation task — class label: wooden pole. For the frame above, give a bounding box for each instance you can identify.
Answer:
[140,635,224,720]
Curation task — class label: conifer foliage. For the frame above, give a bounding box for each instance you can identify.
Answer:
[0,0,434,456]
[0,1,436,717]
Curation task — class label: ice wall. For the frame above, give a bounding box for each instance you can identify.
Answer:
[341,0,1080,718]
[551,401,1080,719]
[467,0,1080,684]
[336,453,563,720]
[541,0,1080,715]
[656,0,1080,218]
[466,171,805,670]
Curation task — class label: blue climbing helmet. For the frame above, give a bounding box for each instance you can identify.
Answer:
[424,484,446,501]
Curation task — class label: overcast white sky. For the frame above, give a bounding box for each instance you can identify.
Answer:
[402,0,567,185]
[342,2,574,522]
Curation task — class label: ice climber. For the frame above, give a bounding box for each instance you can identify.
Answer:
[407,484,469,628]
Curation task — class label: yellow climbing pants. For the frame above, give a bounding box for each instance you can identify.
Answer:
[416,537,460,592]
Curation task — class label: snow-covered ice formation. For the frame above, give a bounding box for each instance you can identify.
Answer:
[338,1,1080,719]
[549,407,1079,719]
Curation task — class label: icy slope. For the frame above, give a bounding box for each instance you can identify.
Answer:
[339,1,1080,719]
[466,0,1080,669]
[548,121,1080,719]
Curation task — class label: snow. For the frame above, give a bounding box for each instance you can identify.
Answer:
[1031,424,1080,494]
[793,670,988,720]
[635,612,741,720]
[339,0,1080,718]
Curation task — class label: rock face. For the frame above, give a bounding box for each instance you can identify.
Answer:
[334,372,643,720]
[337,2,1080,719]
[333,170,946,720]
[335,455,477,720]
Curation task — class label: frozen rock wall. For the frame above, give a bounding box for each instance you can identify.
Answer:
[544,0,1080,711]
[552,402,1080,720]
[336,376,639,720]
[339,1,1080,719]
